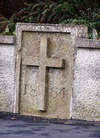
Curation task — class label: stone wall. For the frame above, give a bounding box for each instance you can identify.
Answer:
[0,35,15,112]
[0,24,100,121]
[73,38,100,121]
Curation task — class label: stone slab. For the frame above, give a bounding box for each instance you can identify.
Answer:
[73,39,100,121]
[15,23,81,119]
[0,42,15,112]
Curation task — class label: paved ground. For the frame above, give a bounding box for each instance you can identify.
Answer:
[0,113,100,138]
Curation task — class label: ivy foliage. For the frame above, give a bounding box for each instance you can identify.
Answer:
[0,1,100,38]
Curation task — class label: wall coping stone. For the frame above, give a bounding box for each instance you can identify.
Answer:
[0,35,15,45]
[75,38,100,48]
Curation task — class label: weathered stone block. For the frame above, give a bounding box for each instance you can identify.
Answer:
[15,23,87,119]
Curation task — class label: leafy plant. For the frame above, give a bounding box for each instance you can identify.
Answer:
[0,14,15,35]
[0,1,100,38]
[61,8,100,38]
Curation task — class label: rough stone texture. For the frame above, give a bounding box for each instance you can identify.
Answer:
[15,23,80,119]
[0,35,15,112]
[0,35,15,44]
[73,39,100,121]
[23,36,64,111]
[16,23,88,39]
[75,38,100,48]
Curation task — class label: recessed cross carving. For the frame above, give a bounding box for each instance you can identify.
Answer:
[23,36,65,111]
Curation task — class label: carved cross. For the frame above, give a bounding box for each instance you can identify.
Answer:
[23,36,64,111]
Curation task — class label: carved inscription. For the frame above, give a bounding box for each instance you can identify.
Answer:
[51,86,65,98]
[23,85,38,96]
[30,85,39,97]
[24,85,65,99]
